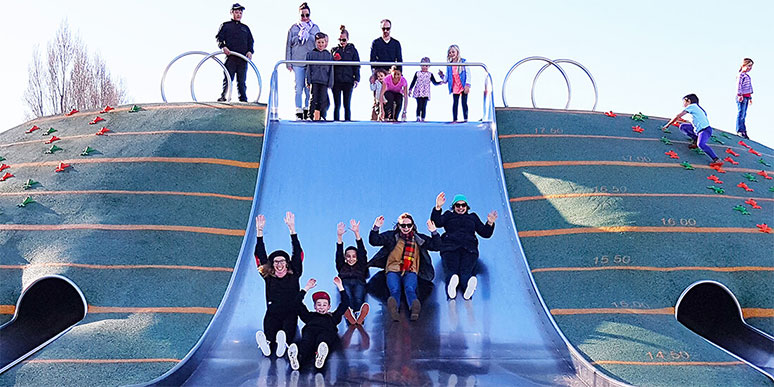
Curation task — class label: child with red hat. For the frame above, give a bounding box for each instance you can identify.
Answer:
[287,277,349,370]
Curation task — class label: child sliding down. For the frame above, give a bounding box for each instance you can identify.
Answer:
[287,277,349,370]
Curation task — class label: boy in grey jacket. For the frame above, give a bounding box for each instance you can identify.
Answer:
[306,32,334,121]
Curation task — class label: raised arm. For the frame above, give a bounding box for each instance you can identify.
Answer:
[296,279,316,322]
[335,222,346,272]
[253,215,268,267]
[331,277,350,323]
[424,220,443,251]
[286,212,303,275]
[369,216,392,246]
[431,192,447,227]
[662,110,687,130]
[475,211,497,238]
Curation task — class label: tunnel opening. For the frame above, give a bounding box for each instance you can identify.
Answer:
[0,275,87,374]
[675,280,774,380]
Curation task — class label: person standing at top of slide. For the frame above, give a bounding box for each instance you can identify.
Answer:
[285,2,320,120]
[370,19,402,73]
[216,3,254,102]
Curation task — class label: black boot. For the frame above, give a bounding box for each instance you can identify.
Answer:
[303,109,309,120]
[295,112,304,120]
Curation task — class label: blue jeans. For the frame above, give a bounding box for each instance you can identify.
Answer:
[736,96,750,133]
[386,271,417,310]
[679,123,718,160]
[292,65,310,111]
[342,278,366,310]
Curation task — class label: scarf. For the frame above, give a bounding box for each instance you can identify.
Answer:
[296,20,315,45]
[399,231,417,272]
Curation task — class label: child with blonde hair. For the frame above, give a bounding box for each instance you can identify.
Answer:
[736,58,754,139]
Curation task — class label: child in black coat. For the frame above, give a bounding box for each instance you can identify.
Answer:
[254,212,303,358]
[336,219,370,325]
[306,32,334,121]
[287,277,349,370]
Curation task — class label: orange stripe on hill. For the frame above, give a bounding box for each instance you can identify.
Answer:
[551,307,774,318]
[25,358,180,364]
[1,305,217,315]
[0,224,245,236]
[9,157,259,169]
[532,266,774,273]
[593,360,745,367]
[511,192,774,203]
[0,262,233,272]
[0,189,252,201]
[503,160,771,174]
[518,226,763,237]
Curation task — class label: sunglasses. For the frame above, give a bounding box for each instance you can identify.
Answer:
[301,13,310,17]
[273,259,287,264]
[454,203,467,208]
[399,223,413,229]
[339,38,347,42]
[382,27,391,31]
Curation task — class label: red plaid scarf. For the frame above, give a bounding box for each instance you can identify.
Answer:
[399,230,417,272]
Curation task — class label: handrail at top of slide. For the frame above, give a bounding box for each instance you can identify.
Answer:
[267,60,496,124]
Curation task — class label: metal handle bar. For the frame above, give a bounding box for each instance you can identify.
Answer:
[191,51,263,103]
[161,51,231,102]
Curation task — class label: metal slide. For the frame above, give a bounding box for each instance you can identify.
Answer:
[147,119,579,386]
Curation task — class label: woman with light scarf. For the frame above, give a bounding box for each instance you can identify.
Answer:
[368,213,441,322]
[285,2,320,120]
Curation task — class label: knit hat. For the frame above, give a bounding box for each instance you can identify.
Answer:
[312,291,330,303]
[452,194,468,206]
[268,250,290,262]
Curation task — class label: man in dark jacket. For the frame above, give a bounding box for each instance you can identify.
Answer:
[370,19,402,73]
[216,3,254,102]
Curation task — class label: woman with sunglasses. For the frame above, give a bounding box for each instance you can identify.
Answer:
[368,213,441,321]
[285,2,320,120]
[331,25,361,121]
[431,192,496,300]
[254,212,305,358]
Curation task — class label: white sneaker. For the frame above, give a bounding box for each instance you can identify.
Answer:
[463,276,477,300]
[275,330,287,357]
[287,343,300,370]
[447,274,459,299]
[315,342,329,369]
[256,331,271,357]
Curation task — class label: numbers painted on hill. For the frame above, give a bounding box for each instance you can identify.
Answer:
[622,155,652,162]
[661,218,697,226]
[590,186,627,193]
[611,301,650,308]
[533,127,563,134]
[594,255,631,265]
[645,350,691,361]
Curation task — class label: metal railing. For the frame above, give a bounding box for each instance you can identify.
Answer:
[502,56,598,111]
[267,60,495,123]
[161,50,262,103]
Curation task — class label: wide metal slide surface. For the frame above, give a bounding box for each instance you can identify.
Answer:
[149,120,577,386]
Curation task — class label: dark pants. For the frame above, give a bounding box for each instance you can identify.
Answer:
[310,83,329,115]
[384,91,403,120]
[342,278,366,310]
[332,83,354,121]
[452,93,468,121]
[221,56,248,102]
[264,308,298,352]
[442,248,478,288]
[679,124,719,160]
[298,328,339,366]
[415,97,429,120]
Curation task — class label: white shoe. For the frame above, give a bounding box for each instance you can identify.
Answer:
[256,331,271,357]
[287,343,300,370]
[315,373,325,387]
[463,276,477,300]
[275,330,287,357]
[315,342,329,369]
[447,274,459,299]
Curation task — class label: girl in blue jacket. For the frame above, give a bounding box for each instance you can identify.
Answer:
[438,45,471,122]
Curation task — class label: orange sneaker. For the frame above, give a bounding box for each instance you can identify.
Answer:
[344,308,357,325]
[356,303,370,325]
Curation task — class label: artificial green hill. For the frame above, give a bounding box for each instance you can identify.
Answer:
[0,103,264,386]
[497,107,774,386]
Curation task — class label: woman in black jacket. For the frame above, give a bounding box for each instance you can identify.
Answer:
[431,193,497,300]
[368,213,441,321]
[330,25,360,121]
[253,212,304,358]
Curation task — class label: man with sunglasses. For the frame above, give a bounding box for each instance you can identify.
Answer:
[367,213,441,321]
[369,19,403,73]
[216,3,254,102]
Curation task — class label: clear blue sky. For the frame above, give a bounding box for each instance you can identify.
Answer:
[1,0,771,147]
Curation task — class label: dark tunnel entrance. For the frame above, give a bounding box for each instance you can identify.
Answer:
[675,281,774,380]
[0,275,87,374]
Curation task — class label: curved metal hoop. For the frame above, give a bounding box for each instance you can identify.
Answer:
[161,51,231,103]
[191,51,262,103]
[531,59,598,111]
[502,56,571,109]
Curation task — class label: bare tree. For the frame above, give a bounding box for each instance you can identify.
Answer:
[23,20,128,118]
[23,46,47,119]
